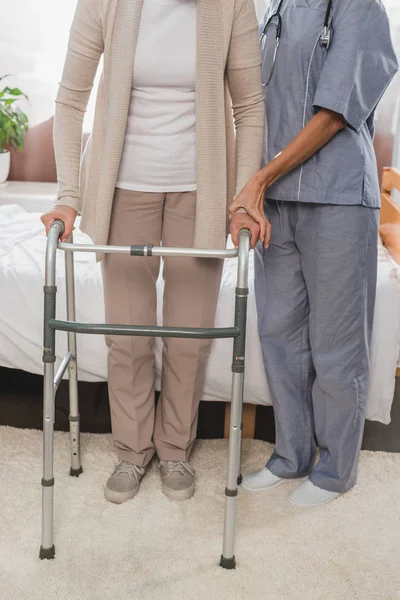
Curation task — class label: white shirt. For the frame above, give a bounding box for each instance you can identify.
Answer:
[117,0,197,193]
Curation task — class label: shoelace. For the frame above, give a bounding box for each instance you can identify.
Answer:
[159,461,195,478]
[114,461,145,484]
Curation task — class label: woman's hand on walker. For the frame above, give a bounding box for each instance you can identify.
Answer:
[229,177,269,247]
[230,211,270,249]
[41,206,77,242]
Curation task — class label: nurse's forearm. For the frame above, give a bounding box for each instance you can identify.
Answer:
[255,109,346,189]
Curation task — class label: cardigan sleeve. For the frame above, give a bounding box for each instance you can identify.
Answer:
[54,0,104,213]
[226,0,265,199]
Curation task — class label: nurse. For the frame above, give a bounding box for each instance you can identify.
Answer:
[230,0,399,505]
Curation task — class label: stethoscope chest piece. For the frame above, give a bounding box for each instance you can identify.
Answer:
[319,26,331,49]
[320,0,333,48]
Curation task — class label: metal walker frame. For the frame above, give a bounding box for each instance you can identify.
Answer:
[40,220,251,569]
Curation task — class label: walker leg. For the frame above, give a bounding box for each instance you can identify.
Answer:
[236,378,245,486]
[40,359,56,560]
[65,235,82,478]
[220,230,250,569]
[40,225,62,560]
[220,371,245,570]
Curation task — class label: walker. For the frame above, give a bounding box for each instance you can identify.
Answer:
[40,220,251,570]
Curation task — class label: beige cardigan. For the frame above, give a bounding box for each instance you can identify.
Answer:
[54,0,264,251]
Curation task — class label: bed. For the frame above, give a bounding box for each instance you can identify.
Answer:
[1,173,400,433]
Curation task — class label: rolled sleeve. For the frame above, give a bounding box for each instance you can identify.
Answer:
[313,0,399,132]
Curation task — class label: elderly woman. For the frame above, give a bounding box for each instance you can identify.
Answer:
[230,0,398,506]
[42,0,264,503]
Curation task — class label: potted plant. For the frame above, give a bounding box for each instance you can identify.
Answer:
[0,75,29,185]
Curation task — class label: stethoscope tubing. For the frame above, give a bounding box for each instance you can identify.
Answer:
[260,0,333,87]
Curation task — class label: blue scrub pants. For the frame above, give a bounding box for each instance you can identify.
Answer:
[255,200,379,493]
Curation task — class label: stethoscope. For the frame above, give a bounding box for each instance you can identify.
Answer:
[260,0,333,87]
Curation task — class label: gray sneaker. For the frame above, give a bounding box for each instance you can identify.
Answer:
[159,461,195,501]
[104,461,146,504]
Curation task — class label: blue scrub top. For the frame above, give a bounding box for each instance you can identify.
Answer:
[261,0,399,207]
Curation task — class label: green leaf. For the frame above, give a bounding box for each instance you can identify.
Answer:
[0,76,29,152]
[0,98,18,106]
[2,86,25,97]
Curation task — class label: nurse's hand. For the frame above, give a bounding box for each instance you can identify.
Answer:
[229,178,269,247]
[41,206,77,242]
[230,211,269,249]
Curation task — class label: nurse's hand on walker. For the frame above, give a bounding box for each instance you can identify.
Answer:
[41,205,77,242]
[230,178,271,249]
[230,209,267,249]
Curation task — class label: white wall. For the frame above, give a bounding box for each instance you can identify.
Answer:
[1,0,77,126]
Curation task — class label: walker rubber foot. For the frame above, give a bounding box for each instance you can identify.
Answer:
[237,474,243,486]
[39,545,55,560]
[220,555,236,570]
[69,466,83,477]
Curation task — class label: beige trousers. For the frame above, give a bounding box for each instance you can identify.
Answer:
[102,188,223,466]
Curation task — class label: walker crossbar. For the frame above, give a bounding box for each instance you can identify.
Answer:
[53,351,73,392]
[49,320,239,339]
[58,241,238,260]
[40,219,251,570]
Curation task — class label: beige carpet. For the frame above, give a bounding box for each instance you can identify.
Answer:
[1,426,400,600]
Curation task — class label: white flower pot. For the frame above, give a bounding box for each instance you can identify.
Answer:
[0,150,11,185]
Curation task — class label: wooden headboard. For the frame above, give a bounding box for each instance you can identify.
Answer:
[379,168,400,379]
[379,167,400,264]
[381,167,400,226]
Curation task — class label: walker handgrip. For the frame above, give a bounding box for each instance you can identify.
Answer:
[52,219,65,236]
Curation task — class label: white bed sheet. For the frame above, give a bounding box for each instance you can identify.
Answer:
[0,204,399,424]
